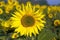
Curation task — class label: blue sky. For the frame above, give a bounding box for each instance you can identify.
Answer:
[47,0,60,5]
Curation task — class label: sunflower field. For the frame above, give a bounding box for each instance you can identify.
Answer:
[0,0,60,40]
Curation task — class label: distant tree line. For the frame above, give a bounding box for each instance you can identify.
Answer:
[18,0,49,5]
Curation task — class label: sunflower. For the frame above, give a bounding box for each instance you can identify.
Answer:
[1,18,12,27]
[54,19,60,26]
[5,0,19,14]
[35,4,40,8]
[15,4,21,11]
[48,6,51,14]
[12,33,19,38]
[40,5,47,11]
[48,6,57,18]
[48,13,53,19]
[11,2,46,37]
[51,6,57,11]
[4,4,14,14]
[7,0,18,5]
[13,1,19,6]
[0,8,3,14]
[8,0,15,4]
[0,1,5,7]
[57,6,60,12]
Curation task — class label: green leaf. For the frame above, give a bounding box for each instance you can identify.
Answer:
[38,29,55,40]
[0,36,6,40]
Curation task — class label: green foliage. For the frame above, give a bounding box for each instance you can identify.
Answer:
[38,29,55,40]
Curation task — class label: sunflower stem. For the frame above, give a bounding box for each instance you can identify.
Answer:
[26,37,32,40]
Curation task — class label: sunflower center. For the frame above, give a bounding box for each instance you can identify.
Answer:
[21,15,35,27]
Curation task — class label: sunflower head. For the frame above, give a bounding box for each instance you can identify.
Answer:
[48,13,53,19]
[1,18,12,27]
[8,0,15,4]
[0,8,3,14]
[12,33,19,38]
[54,19,60,26]
[4,4,14,14]
[11,2,46,37]
[48,6,51,14]
[0,1,5,7]
[40,5,47,10]
[15,4,21,11]
[51,6,57,11]
[57,6,60,12]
